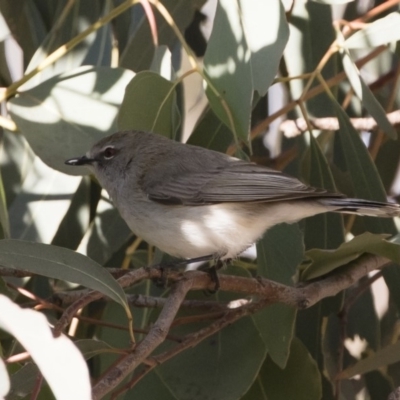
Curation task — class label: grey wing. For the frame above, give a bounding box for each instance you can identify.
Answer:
[141,158,344,205]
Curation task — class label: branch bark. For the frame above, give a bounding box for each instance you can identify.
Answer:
[87,252,390,398]
[280,109,400,137]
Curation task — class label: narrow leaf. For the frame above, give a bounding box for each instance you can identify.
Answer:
[0,295,91,400]
[0,239,129,311]
[341,51,397,139]
[255,224,303,368]
[334,100,397,234]
[338,340,400,379]
[118,71,180,139]
[75,339,119,360]
[346,12,400,49]
[8,66,135,176]
[303,134,344,250]
[301,232,399,280]
[243,338,322,400]
[204,0,252,141]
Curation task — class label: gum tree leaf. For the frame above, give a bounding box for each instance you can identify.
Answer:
[243,338,322,400]
[154,266,266,400]
[120,0,206,71]
[23,1,112,90]
[301,232,400,280]
[188,107,233,152]
[0,168,10,238]
[334,101,397,234]
[8,66,135,176]
[74,339,118,360]
[255,224,303,368]
[0,239,129,311]
[303,134,344,250]
[345,12,400,49]
[0,295,91,400]
[204,0,288,142]
[341,51,397,139]
[118,71,180,139]
[338,340,400,379]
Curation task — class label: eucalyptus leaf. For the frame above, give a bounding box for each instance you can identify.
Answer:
[303,134,344,250]
[340,51,397,139]
[8,66,135,176]
[311,0,354,3]
[338,339,400,380]
[118,71,180,139]
[255,224,303,368]
[75,339,118,360]
[188,107,233,152]
[23,1,112,90]
[0,295,91,400]
[8,156,81,243]
[243,338,322,400]
[346,12,400,49]
[0,168,10,239]
[334,101,397,234]
[120,0,206,71]
[301,232,399,280]
[0,239,129,312]
[284,0,336,117]
[77,194,131,265]
[204,0,288,142]
[7,363,38,400]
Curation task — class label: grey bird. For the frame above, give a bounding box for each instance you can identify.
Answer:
[65,130,400,261]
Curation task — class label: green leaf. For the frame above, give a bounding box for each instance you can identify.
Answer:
[8,157,81,242]
[0,168,10,239]
[243,338,322,400]
[24,1,112,89]
[334,101,397,234]
[74,339,118,360]
[7,363,39,400]
[340,51,397,139]
[0,239,129,313]
[311,0,353,3]
[204,0,288,141]
[119,0,206,71]
[255,224,303,368]
[301,232,400,280]
[346,12,400,49]
[303,134,344,250]
[137,266,267,400]
[338,340,400,379]
[188,107,233,152]
[157,315,266,400]
[0,0,47,66]
[284,1,336,117]
[8,66,134,176]
[118,71,180,139]
[240,0,289,97]
[77,201,132,266]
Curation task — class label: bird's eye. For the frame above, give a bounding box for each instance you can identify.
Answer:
[103,147,116,159]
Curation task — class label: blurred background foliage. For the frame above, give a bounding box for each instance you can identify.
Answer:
[0,0,400,399]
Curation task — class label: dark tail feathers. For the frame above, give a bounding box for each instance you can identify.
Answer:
[319,198,400,218]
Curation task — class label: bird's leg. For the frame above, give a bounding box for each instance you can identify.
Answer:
[200,258,228,294]
[153,254,215,288]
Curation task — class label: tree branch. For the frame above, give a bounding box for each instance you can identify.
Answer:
[92,277,193,399]
[280,109,400,137]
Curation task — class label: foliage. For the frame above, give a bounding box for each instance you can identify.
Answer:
[0,0,399,399]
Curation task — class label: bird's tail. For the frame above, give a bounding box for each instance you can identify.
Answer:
[319,198,400,218]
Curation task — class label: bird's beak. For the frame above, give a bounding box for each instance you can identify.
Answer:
[65,155,98,166]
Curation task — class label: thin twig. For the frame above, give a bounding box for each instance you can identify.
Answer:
[92,278,193,399]
[279,109,400,137]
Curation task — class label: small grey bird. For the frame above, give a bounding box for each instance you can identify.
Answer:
[65,130,399,261]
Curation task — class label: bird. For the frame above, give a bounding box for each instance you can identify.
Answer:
[65,130,400,263]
